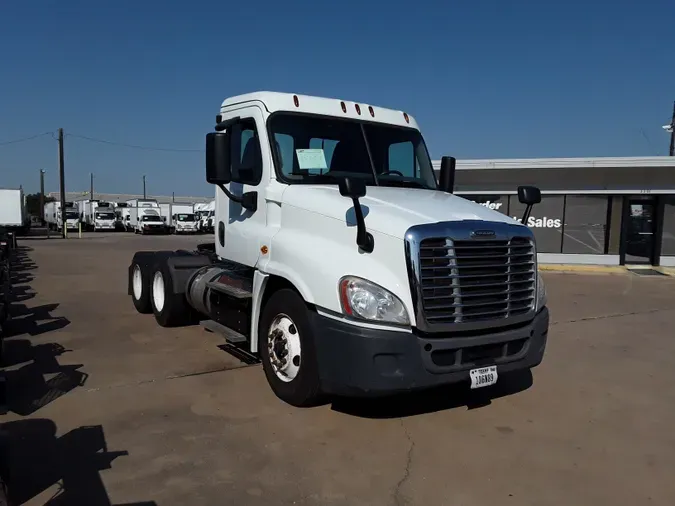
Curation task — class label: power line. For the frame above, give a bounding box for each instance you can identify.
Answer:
[66,133,203,152]
[0,132,53,146]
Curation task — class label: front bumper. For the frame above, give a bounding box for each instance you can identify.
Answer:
[311,307,549,397]
[141,226,165,234]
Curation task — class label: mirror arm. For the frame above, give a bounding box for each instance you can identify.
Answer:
[217,184,257,213]
[351,197,374,253]
[215,116,240,132]
[521,204,534,225]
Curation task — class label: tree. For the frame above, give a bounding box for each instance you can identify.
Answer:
[24,193,54,217]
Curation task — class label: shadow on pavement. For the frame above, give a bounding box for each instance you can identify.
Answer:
[0,419,157,506]
[1,245,84,416]
[331,369,534,419]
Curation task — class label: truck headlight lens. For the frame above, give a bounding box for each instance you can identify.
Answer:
[536,271,547,311]
[339,276,409,325]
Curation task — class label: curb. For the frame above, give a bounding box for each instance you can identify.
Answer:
[539,264,626,274]
[539,264,675,277]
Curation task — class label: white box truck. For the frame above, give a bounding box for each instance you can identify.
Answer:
[44,201,79,231]
[159,203,197,234]
[129,206,165,235]
[85,201,116,231]
[0,188,29,235]
[171,204,198,234]
[115,203,130,231]
[126,198,159,209]
[127,91,549,407]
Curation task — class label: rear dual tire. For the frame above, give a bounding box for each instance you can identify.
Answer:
[130,253,194,326]
[149,262,192,327]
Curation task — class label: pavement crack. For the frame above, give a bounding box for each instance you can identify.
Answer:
[393,418,414,506]
[551,307,672,326]
[84,363,259,393]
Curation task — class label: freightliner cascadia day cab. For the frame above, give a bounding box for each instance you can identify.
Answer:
[128,92,549,407]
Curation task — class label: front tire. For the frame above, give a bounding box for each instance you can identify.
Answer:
[150,260,191,327]
[259,289,323,407]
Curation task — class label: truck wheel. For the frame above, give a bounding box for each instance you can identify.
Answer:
[259,289,323,407]
[150,261,191,327]
[130,262,152,314]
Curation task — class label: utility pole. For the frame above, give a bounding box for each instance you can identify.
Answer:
[669,101,675,157]
[172,191,175,203]
[58,128,66,238]
[143,175,146,199]
[39,169,45,223]
[90,172,94,200]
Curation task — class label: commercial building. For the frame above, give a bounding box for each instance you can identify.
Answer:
[433,156,675,267]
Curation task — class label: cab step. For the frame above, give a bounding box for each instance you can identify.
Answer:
[200,319,247,343]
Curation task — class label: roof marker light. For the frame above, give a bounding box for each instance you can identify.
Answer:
[403,112,410,123]
[341,101,347,113]
[368,106,375,117]
[355,104,361,115]
[293,95,299,107]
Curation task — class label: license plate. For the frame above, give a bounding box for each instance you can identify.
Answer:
[470,366,498,389]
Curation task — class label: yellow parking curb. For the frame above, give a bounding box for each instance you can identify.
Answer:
[539,264,675,276]
[654,267,675,277]
[539,264,626,274]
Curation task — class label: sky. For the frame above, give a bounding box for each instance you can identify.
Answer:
[1,0,674,196]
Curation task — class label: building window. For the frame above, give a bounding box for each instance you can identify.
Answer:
[509,196,564,253]
[461,194,509,215]
[561,196,609,254]
[662,196,675,257]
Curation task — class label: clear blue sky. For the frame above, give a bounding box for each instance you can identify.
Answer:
[1,0,674,196]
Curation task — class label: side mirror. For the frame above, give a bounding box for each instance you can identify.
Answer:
[338,177,374,253]
[438,156,456,193]
[517,185,541,205]
[517,185,542,225]
[338,177,366,199]
[206,132,231,184]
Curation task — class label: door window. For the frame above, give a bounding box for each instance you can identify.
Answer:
[230,119,263,185]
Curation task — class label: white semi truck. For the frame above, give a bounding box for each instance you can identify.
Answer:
[128,92,549,407]
[44,201,79,231]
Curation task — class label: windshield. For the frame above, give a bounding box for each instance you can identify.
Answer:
[65,211,79,220]
[268,113,437,189]
[96,212,115,220]
[142,215,162,222]
[176,214,195,222]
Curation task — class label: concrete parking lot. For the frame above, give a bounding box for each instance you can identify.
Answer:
[2,231,675,506]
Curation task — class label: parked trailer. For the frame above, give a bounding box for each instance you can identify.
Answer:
[0,188,29,235]
[128,91,549,408]
[129,207,165,235]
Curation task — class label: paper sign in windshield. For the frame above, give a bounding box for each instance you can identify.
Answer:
[295,149,328,170]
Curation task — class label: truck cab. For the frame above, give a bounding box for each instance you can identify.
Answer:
[128,92,549,407]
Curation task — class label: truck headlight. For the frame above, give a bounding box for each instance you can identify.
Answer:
[339,276,410,325]
[536,271,547,311]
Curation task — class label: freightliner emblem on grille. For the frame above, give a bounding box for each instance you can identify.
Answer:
[470,229,496,238]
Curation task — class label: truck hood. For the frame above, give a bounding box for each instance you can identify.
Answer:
[281,185,519,238]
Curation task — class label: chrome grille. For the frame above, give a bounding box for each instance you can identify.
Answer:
[418,237,536,325]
